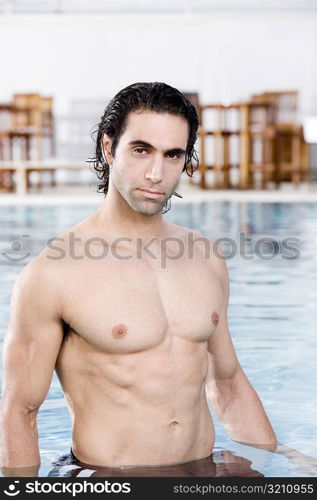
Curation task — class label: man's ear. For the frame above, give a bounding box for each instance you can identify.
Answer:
[102,134,113,165]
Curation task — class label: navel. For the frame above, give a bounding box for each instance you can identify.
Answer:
[112,323,128,339]
[211,312,219,326]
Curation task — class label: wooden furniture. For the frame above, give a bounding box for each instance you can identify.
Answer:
[12,94,55,188]
[0,103,34,192]
[12,94,54,157]
[251,91,307,185]
[0,95,55,192]
[0,160,86,195]
[196,104,242,189]
[0,104,15,191]
[193,90,308,190]
[240,101,278,189]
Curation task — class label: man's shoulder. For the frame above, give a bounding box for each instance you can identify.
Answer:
[166,221,226,267]
[166,221,205,240]
[169,223,220,253]
[10,252,64,320]
[170,223,228,274]
[15,218,84,292]
[15,250,63,293]
[11,214,98,313]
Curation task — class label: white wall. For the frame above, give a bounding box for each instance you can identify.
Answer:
[1,12,317,117]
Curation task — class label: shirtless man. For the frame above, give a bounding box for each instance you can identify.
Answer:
[0,82,277,476]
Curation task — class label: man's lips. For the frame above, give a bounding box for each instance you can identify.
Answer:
[139,188,164,194]
[138,188,165,199]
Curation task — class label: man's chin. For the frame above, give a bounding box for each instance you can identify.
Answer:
[129,198,167,216]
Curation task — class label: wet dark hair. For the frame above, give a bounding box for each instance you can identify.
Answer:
[89,82,199,212]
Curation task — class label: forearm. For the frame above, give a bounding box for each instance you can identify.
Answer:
[274,443,316,462]
[207,367,277,450]
[0,403,40,471]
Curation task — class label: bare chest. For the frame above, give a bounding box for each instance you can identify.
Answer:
[62,255,223,354]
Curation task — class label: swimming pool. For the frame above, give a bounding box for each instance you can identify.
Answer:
[0,201,316,477]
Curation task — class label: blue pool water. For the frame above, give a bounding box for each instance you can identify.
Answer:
[0,201,316,477]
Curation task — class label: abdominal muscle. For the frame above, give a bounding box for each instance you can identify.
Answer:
[56,333,215,468]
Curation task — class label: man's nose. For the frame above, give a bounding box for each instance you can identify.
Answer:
[145,155,163,182]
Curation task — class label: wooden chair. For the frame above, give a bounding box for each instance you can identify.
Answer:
[197,104,242,189]
[251,91,306,186]
[12,93,55,188]
[240,101,278,189]
[0,104,14,191]
[40,96,55,156]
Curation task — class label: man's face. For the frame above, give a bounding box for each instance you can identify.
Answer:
[104,110,189,216]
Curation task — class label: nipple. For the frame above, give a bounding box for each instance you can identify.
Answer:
[112,323,128,339]
[211,312,219,326]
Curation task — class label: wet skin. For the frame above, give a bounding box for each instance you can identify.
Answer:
[53,222,224,467]
[1,110,277,473]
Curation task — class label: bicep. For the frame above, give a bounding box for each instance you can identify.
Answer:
[2,260,64,412]
[206,243,240,380]
[207,316,240,380]
[3,321,63,412]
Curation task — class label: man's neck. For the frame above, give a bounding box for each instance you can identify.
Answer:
[96,190,168,241]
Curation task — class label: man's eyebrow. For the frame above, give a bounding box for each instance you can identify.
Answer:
[165,147,186,156]
[128,140,154,149]
[128,140,186,155]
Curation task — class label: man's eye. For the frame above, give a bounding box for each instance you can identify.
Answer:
[134,147,147,154]
[167,152,180,159]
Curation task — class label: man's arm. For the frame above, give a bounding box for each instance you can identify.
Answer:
[0,256,64,474]
[205,245,277,451]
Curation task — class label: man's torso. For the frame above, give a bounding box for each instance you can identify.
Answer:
[47,217,224,467]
